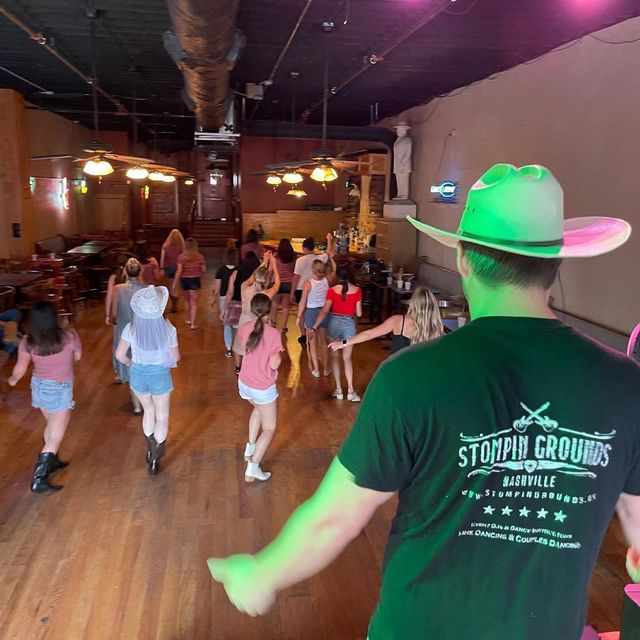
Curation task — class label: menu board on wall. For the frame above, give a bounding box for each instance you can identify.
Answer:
[149,184,178,223]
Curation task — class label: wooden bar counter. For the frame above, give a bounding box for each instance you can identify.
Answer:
[243,209,349,242]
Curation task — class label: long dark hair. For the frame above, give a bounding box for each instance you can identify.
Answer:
[246,228,259,244]
[245,294,272,353]
[277,238,295,264]
[134,241,151,264]
[27,301,66,356]
[337,265,355,301]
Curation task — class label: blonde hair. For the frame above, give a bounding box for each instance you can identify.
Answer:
[408,287,444,345]
[125,257,141,277]
[311,259,326,278]
[163,228,185,250]
[253,265,273,291]
[182,237,199,261]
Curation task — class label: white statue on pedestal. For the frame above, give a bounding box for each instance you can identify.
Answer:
[392,121,412,200]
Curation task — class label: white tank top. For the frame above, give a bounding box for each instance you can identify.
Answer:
[307,278,329,308]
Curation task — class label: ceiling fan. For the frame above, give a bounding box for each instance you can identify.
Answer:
[30,7,186,182]
[251,25,368,189]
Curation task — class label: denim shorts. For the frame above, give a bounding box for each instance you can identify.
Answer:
[238,379,278,405]
[181,277,201,291]
[164,266,177,278]
[31,377,75,413]
[304,306,329,330]
[327,314,356,341]
[130,364,173,396]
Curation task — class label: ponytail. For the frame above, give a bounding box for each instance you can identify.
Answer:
[337,265,354,301]
[245,293,272,353]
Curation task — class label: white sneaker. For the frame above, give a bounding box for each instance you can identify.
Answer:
[332,388,344,400]
[245,462,271,482]
[311,369,321,378]
[243,442,256,461]
[347,392,361,402]
[323,369,331,377]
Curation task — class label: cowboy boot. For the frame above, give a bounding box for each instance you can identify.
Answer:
[48,453,69,473]
[31,452,63,493]
[149,439,166,476]
[145,434,157,465]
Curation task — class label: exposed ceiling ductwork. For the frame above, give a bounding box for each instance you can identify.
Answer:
[164,0,241,131]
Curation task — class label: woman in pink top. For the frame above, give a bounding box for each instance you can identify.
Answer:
[160,228,185,313]
[173,237,206,329]
[270,238,296,332]
[8,301,82,493]
[237,294,284,482]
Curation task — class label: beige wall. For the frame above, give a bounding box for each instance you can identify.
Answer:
[25,109,96,242]
[384,17,640,334]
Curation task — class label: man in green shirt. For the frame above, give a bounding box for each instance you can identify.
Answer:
[208,164,640,639]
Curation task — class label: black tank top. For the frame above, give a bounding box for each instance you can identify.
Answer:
[390,315,411,354]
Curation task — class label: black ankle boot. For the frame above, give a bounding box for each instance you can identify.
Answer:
[31,452,63,493]
[149,440,165,476]
[145,434,157,464]
[48,453,69,473]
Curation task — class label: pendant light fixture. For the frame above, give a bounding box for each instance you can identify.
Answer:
[309,33,337,187]
[283,171,303,184]
[84,159,114,176]
[126,166,149,180]
[266,174,282,186]
[82,9,113,178]
[162,174,176,183]
[148,171,166,181]
[287,188,307,198]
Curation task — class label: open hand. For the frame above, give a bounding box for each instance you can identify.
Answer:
[328,341,343,351]
[627,547,640,582]
[8,376,18,387]
[207,554,277,616]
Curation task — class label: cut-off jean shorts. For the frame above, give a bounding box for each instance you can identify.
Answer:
[31,377,75,413]
[327,314,356,341]
[304,306,329,330]
[130,364,173,396]
[238,379,278,405]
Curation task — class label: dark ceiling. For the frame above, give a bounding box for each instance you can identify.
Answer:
[1,0,639,145]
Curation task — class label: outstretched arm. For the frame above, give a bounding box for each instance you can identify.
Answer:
[265,253,280,299]
[330,315,399,351]
[617,492,640,581]
[296,281,311,321]
[208,457,393,616]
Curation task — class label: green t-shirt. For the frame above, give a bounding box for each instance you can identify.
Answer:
[338,317,640,640]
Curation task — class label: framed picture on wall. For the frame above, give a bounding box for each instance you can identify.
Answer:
[149,183,179,223]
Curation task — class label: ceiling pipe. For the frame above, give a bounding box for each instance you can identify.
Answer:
[165,0,240,130]
[305,0,451,116]
[0,2,155,137]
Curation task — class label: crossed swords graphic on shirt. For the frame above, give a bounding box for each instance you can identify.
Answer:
[512,402,559,433]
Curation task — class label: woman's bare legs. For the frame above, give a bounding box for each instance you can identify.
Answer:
[342,345,355,394]
[189,291,198,328]
[40,408,71,454]
[309,332,319,373]
[250,399,277,465]
[280,295,291,330]
[135,391,171,443]
[318,328,329,373]
[248,405,261,445]
[331,346,342,391]
[183,289,191,324]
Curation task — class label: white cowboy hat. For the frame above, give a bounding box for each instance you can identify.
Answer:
[407,163,631,258]
[130,285,169,319]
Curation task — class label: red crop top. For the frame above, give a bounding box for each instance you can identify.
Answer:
[326,286,362,316]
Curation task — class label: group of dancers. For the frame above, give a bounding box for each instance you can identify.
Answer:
[4,227,445,491]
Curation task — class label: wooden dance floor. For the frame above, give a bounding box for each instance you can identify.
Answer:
[0,273,631,639]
